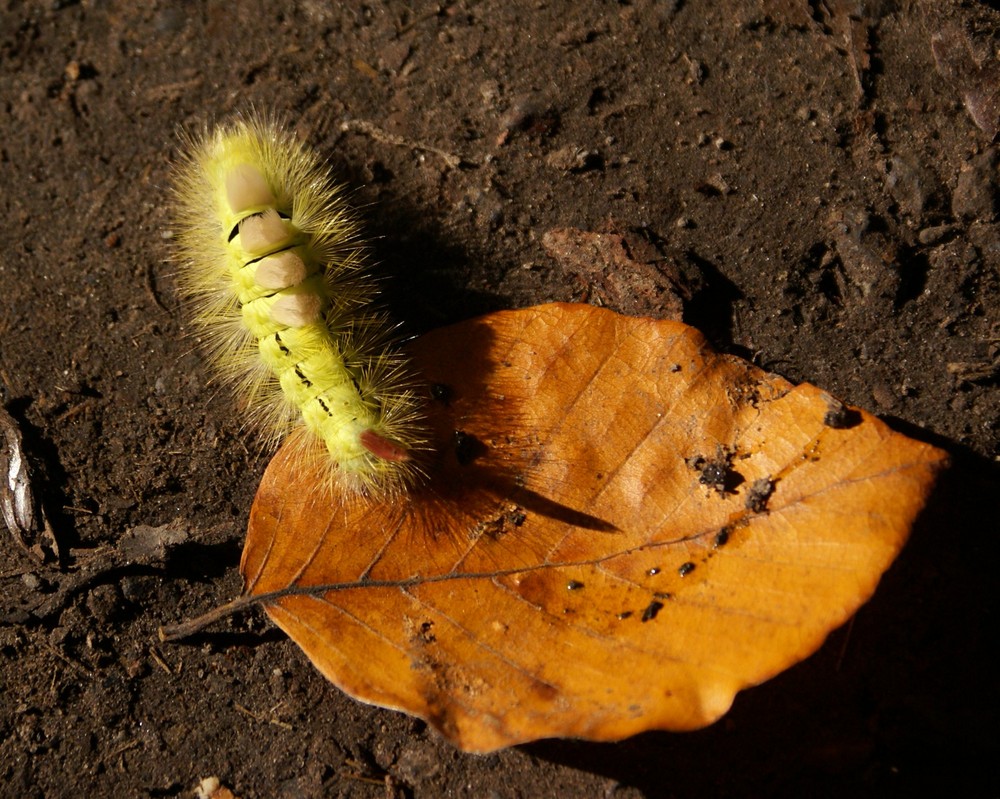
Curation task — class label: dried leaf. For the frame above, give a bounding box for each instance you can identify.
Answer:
[932,26,1000,141]
[541,227,686,318]
[242,304,946,752]
[1,404,59,562]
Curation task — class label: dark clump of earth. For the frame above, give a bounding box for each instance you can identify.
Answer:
[1,2,997,797]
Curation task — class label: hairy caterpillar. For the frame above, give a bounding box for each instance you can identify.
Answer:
[170,114,426,495]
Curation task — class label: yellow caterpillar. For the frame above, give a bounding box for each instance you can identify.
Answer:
[170,114,426,495]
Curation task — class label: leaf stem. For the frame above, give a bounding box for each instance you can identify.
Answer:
[158,594,258,642]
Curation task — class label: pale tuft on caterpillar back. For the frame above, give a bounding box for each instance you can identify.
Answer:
[170,113,427,495]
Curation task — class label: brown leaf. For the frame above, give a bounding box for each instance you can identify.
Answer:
[241,304,946,752]
[932,26,1000,141]
[541,227,686,318]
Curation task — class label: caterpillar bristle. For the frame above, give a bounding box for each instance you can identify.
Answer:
[171,112,427,495]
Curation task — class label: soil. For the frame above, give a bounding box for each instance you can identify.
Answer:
[1,1,997,797]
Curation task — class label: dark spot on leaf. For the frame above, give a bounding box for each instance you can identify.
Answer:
[823,397,862,429]
[616,611,633,620]
[714,528,730,548]
[687,445,744,494]
[431,383,452,404]
[647,567,660,576]
[701,462,727,486]
[641,600,664,622]
[566,580,584,591]
[531,679,559,702]
[453,430,487,465]
[745,477,776,513]
[418,621,436,643]
[678,562,695,577]
[470,506,526,541]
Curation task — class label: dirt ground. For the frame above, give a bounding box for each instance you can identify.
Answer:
[1,1,997,797]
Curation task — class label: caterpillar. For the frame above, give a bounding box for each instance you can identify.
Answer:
[170,114,426,496]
